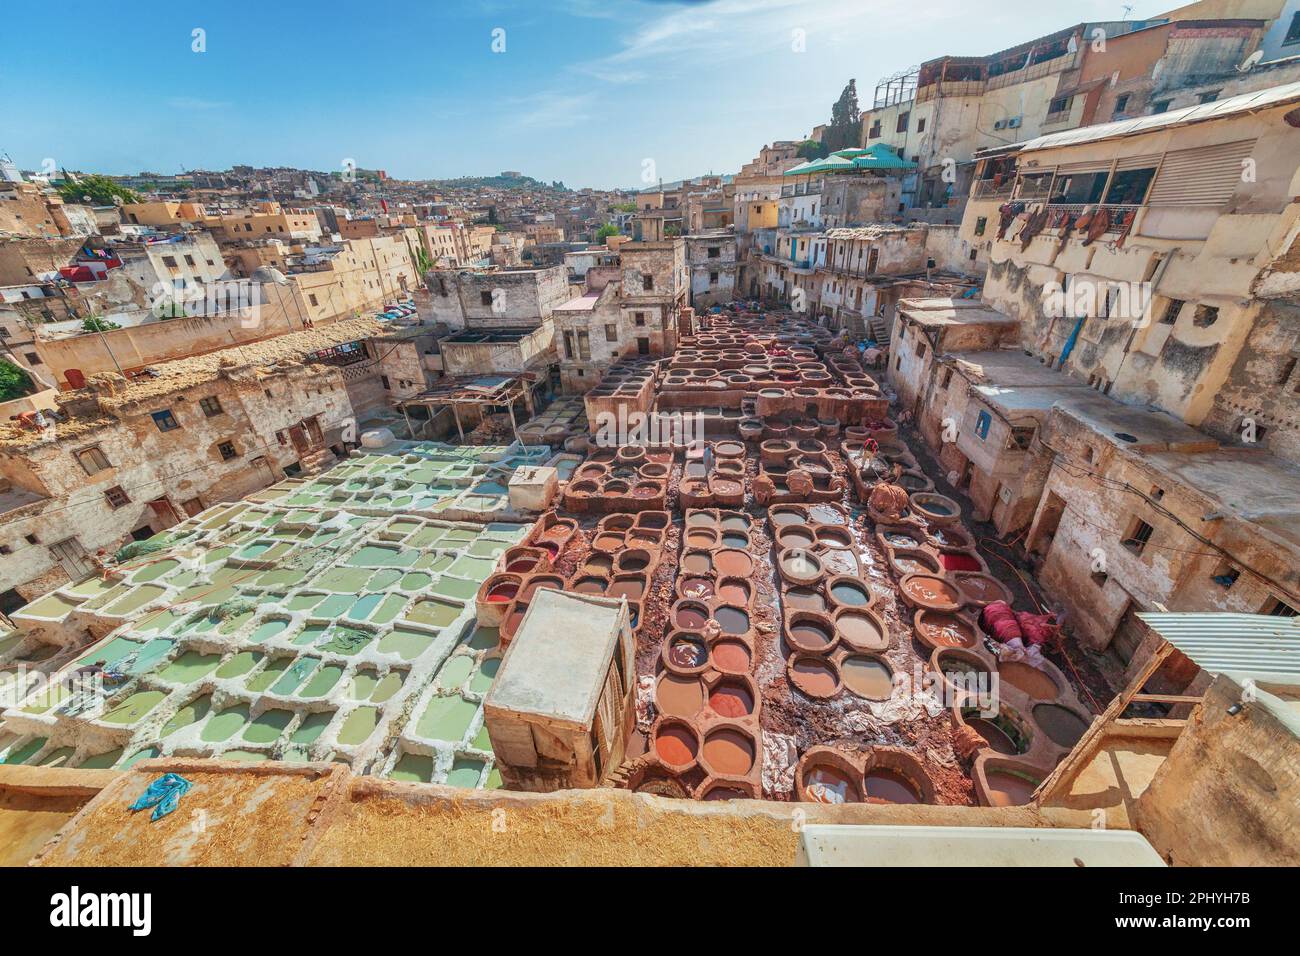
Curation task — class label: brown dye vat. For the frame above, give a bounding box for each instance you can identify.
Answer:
[639,462,669,479]
[1033,703,1090,748]
[983,768,1042,807]
[632,482,662,498]
[715,440,745,458]
[841,654,895,700]
[916,609,978,649]
[820,549,859,577]
[716,577,751,606]
[890,549,941,576]
[685,527,719,548]
[835,608,888,652]
[711,639,752,674]
[776,526,816,549]
[881,530,920,549]
[571,575,608,595]
[603,514,634,531]
[788,654,841,699]
[714,549,754,578]
[653,720,699,769]
[713,605,750,636]
[655,674,706,718]
[864,767,922,804]
[581,553,613,575]
[785,611,836,654]
[702,728,756,776]
[678,577,715,600]
[699,781,754,801]
[720,514,750,532]
[954,572,1014,607]
[999,661,1059,700]
[674,601,710,630]
[900,574,961,612]
[815,526,853,548]
[636,511,670,530]
[503,547,548,574]
[592,533,625,553]
[798,750,863,803]
[665,633,708,672]
[711,478,744,498]
[518,574,565,602]
[708,678,755,718]
[608,574,647,601]
[784,587,827,613]
[502,602,529,641]
[965,716,1023,755]
[682,551,713,575]
[617,549,652,573]
[685,511,714,527]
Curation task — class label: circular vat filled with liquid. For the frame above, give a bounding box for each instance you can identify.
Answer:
[616,549,653,573]
[899,573,962,613]
[1032,702,1090,749]
[672,600,711,631]
[698,779,757,801]
[681,550,714,575]
[662,630,709,675]
[784,586,828,613]
[778,548,824,587]
[713,549,754,578]
[701,725,757,778]
[787,653,842,700]
[953,572,1016,608]
[775,525,816,550]
[998,660,1059,701]
[826,575,871,609]
[710,638,753,675]
[841,654,896,701]
[834,607,889,653]
[814,526,854,549]
[652,718,700,770]
[784,610,837,654]
[769,504,808,527]
[978,762,1044,807]
[931,647,993,700]
[796,747,863,803]
[654,673,707,718]
[863,749,935,805]
[914,608,979,650]
[684,526,720,549]
[959,702,1032,756]
[713,604,751,636]
[707,675,757,719]
[715,577,752,607]
[910,492,961,525]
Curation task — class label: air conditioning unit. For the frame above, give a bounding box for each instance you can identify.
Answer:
[1008,116,1022,128]
[993,119,1006,130]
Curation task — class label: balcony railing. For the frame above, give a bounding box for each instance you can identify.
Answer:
[971,180,1015,200]
[780,178,824,198]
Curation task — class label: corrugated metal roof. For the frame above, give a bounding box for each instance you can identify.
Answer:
[1136,612,1300,688]
[1018,81,1300,153]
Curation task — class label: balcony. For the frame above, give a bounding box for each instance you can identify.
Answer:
[780,178,824,198]
[971,180,1015,201]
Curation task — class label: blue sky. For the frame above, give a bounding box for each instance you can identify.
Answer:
[0,0,1171,189]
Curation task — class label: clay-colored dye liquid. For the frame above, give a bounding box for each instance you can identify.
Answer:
[842,656,894,700]
[717,581,749,605]
[656,675,706,717]
[608,578,645,600]
[703,729,755,776]
[780,529,816,548]
[984,770,1040,807]
[865,767,921,804]
[680,577,714,599]
[708,682,754,718]
[785,588,827,612]
[922,614,975,647]
[675,606,708,629]
[711,640,751,673]
[791,658,839,697]
[965,717,1020,754]
[668,636,707,669]
[655,726,698,767]
[1000,662,1058,700]
[683,553,713,574]
[789,620,832,649]
[1033,703,1089,747]
[837,612,885,650]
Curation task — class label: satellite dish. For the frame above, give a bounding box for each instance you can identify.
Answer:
[1237,50,1264,72]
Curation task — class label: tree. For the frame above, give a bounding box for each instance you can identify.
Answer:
[57,174,142,207]
[595,223,619,241]
[0,360,34,402]
[81,316,122,333]
[796,139,829,161]
[824,79,861,152]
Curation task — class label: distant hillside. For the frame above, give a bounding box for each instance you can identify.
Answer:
[431,174,568,191]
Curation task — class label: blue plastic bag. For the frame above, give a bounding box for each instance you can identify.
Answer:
[128,772,192,822]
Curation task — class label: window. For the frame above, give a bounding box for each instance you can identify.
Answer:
[1159,298,1184,325]
[480,290,493,306]
[709,272,718,284]
[868,120,881,139]
[1052,170,1109,205]
[1092,571,1109,587]
[1264,596,1298,617]
[1285,11,1300,45]
[380,375,391,390]
[1151,99,1171,114]
[634,312,646,327]
[184,254,196,267]
[604,324,617,343]
[151,409,179,432]
[941,368,954,389]
[1104,167,1156,205]
[76,446,111,475]
[1048,96,1071,114]
[1008,426,1035,450]
[1198,90,1220,104]
[1123,518,1154,554]
[25,533,39,545]
[161,255,178,268]
[866,248,879,273]
[104,486,131,509]
[642,274,654,291]
[199,396,223,417]
[1192,304,1219,327]
[707,247,720,258]
[25,352,41,365]
[1113,94,1131,116]
[974,216,987,237]
[917,117,926,132]
[308,293,318,307]
[217,441,237,461]
[975,410,992,440]
[562,331,575,359]
[896,111,910,133]
[577,331,591,361]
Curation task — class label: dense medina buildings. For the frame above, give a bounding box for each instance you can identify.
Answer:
[0,0,1296,869]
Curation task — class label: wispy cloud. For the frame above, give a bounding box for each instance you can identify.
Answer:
[507,92,597,129]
